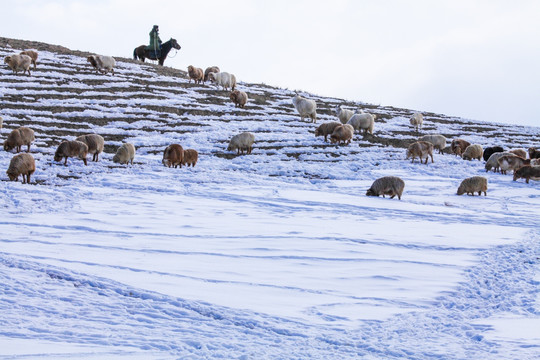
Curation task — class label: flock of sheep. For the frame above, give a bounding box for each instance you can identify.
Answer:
[3,49,539,198]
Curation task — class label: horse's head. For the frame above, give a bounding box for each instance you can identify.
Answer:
[170,38,181,50]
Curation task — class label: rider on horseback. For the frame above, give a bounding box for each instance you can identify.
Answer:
[147,25,162,56]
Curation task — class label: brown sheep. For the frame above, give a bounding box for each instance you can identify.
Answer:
[513,165,540,184]
[330,124,354,145]
[204,66,220,83]
[315,122,342,142]
[229,90,248,108]
[182,149,198,167]
[497,155,530,175]
[508,149,527,159]
[406,141,434,164]
[462,144,483,161]
[76,134,104,162]
[451,139,470,157]
[20,50,38,70]
[457,176,488,196]
[187,65,204,84]
[528,147,540,159]
[366,176,405,200]
[227,132,255,155]
[6,153,35,184]
[4,127,35,153]
[54,140,88,166]
[162,144,184,168]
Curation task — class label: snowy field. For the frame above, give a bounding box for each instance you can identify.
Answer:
[0,41,539,359]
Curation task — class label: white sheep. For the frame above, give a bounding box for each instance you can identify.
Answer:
[20,50,38,70]
[113,143,136,165]
[87,55,116,75]
[4,54,32,75]
[335,106,354,124]
[209,71,236,91]
[292,95,317,123]
[346,112,375,135]
[410,112,423,132]
[419,134,447,154]
[227,132,255,155]
[6,153,35,184]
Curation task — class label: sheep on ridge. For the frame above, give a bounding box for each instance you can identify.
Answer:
[113,143,136,165]
[20,50,38,70]
[366,176,405,200]
[335,106,354,124]
[182,149,198,167]
[227,132,255,155]
[4,54,32,75]
[347,112,375,135]
[208,71,236,91]
[315,122,342,142]
[6,153,35,184]
[409,112,423,132]
[451,139,470,157]
[162,144,184,168]
[230,90,248,108]
[4,127,35,153]
[204,66,220,83]
[418,134,446,154]
[54,140,88,166]
[457,176,488,196]
[406,141,434,164]
[513,165,540,184]
[292,95,317,123]
[187,65,204,84]
[76,134,104,162]
[87,55,116,75]
[330,124,354,145]
[462,144,483,161]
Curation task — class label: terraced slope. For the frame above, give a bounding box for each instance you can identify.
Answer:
[0,36,538,184]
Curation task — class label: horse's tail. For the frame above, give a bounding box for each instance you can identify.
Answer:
[133,48,137,60]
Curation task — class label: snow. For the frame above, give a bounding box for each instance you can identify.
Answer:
[0,44,539,359]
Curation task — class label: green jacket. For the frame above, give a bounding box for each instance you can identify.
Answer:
[149,29,162,50]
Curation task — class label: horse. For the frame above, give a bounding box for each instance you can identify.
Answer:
[133,38,181,66]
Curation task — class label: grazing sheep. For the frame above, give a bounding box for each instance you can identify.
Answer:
[227,132,255,155]
[451,139,471,157]
[20,50,38,70]
[229,90,248,108]
[292,95,317,123]
[462,144,483,161]
[508,149,527,159]
[330,124,354,145]
[4,54,32,75]
[112,143,136,165]
[6,153,35,184]
[409,112,423,132]
[54,140,88,166]
[204,66,220,83]
[528,147,540,159]
[513,165,540,184]
[87,55,116,75]
[4,127,35,153]
[482,146,504,162]
[335,106,354,124]
[315,122,342,142]
[208,71,236,91]
[457,176,488,196]
[366,176,405,200]
[187,65,204,84]
[406,141,434,164]
[76,134,104,162]
[484,152,514,173]
[162,144,184,168]
[419,134,447,154]
[182,149,198,167]
[347,112,375,135]
[498,155,530,175]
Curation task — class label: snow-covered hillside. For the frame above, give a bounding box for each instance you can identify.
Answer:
[1,37,539,359]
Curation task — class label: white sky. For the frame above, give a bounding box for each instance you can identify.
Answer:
[3,0,540,126]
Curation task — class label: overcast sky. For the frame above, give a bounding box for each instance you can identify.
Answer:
[4,0,540,126]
